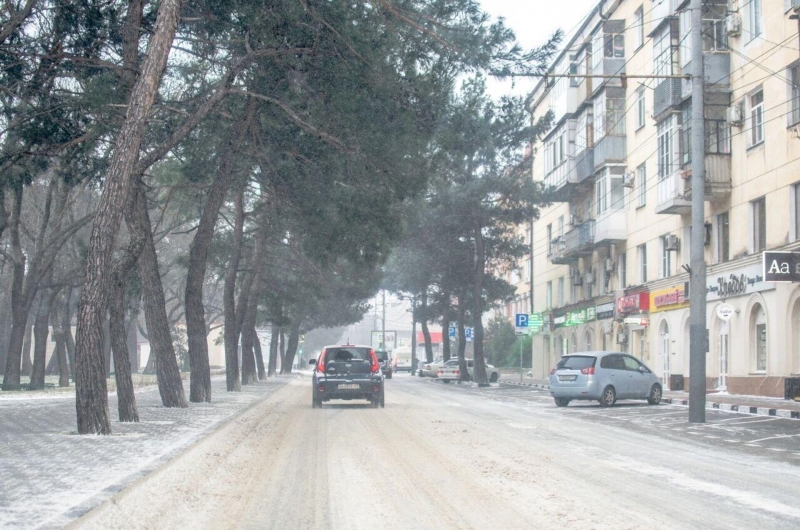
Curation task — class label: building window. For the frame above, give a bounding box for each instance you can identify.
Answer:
[546,281,553,309]
[636,87,646,130]
[653,26,674,77]
[751,303,767,372]
[702,15,727,52]
[636,164,646,207]
[594,95,606,142]
[790,63,800,126]
[595,169,625,215]
[752,197,766,252]
[749,89,764,146]
[638,244,647,284]
[633,6,644,50]
[596,175,608,215]
[575,109,592,153]
[679,104,691,167]
[748,0,762,41]
[547,223,554,254]
[660,235,672,279]
[795,184,800,241]
[558,277,565,307]
[620,252,627,288]
[718,211,730,262]
[557,215,564,238]
[657,118,674,178]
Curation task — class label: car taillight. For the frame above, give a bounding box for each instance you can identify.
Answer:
[454,370,459,375]
[437,370,443,375]
[318,385,325,392]
[372,385,380,392]
[318,349,327,372]
[369,349,380,374]
[550,367,556,375]
[581,367,595,375]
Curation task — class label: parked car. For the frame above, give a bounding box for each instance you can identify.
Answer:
[310,345,385,408]
[418,359,446,378]
[375,349,392,379]
[437,359,500,383]
[548,351,662,407]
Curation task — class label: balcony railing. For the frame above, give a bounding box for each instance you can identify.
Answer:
[656,171,691,214]
[550,220,595,264]
[657,154,731,214]
[594,209,627,243]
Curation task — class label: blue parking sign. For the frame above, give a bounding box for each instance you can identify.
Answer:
[465,327,474,341]
[515,313,529,328]
[448,326,456,338]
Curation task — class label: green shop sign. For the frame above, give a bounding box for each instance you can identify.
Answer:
[555,306,597,328]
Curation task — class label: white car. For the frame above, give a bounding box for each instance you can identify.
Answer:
[418,359,447,378]
[438,359,500,383]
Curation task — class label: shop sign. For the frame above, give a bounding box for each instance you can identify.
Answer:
[650,285,689,313]
[623,317,649,326]
[616,292,649,314]
[763,251,800,282]
[596,302,615,320]
[708,262,774,301]
[553,306,596,329]
[716,304,735,321]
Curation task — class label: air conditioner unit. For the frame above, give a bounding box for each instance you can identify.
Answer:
[569,214,580,226]
[724,13,741,36]
[665,234,680,252]
[569,266,580,278]
[623,173,635,188]
[616,332,627,344]
[604,258,614,272]
[584,272,594,285]
[573,275,583,286]
[726,103,743,127]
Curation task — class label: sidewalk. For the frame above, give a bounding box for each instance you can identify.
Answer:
[500,377,800,419]
[0,375,296,530]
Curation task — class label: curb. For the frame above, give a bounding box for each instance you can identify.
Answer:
[661,397,800,419]
[499,381,800,420]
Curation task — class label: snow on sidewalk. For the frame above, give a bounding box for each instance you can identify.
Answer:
[0,375,296,530]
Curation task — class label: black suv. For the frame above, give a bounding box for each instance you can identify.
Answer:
[310,345,385,408]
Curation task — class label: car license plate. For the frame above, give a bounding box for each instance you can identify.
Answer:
[559,375,577,382]
[338,384,360,390]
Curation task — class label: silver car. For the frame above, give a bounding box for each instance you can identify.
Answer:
[548,351,662,407]
[438,359,500,383]
[418,359,446,378]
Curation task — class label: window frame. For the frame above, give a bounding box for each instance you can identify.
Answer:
[717,211,730,263]
[790,62,800,127]
[633,6,644,50]
[636,164,647,207]
[752,196,766,253]
[660,235,672,279]
[749,89,764,147]
[636,86,646,130]
[638,243,647,284]
[748,0,762,43]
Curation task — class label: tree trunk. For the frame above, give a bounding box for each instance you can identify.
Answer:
[253,325,266,380]
[75,0,181,434]
[129,185,187,408]
[21,317,33,377]
[3,184,28,387]
[109,272,139,422]
[282,322,301,375]
[456,295,469,382]
[240,306,258,385]
[126,288,141,373]
[471,220,488,386]
[51,292,70,387]
[268,324,279,377]
[102,312,112,375]
[62,288,75,380]
[441,291,451,362]
[185,98,257,403]
[279,328,286,373]
[420,293,433,363]
[31,287,58,388]
[223,187,245,392]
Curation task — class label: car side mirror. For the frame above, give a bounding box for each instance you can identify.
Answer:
[309,359,316,365]
[638,366,646,373]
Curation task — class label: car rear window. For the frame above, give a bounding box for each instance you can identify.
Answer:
[326,347,372,362]
[556,356,596,370]
[375,351,389,361]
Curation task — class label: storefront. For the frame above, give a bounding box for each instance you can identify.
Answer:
[615,291,649,356]
[649,284,690,388]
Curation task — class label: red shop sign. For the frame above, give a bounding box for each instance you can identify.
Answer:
[616,292,650,314]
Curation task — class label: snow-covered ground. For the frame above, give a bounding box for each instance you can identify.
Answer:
[0,376,293,529]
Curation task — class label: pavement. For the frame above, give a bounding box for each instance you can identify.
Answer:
[0,375,296,530]
[500,376,800,419]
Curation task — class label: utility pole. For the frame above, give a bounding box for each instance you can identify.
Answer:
[529,219,535,379]
[689,0,707,423]
[411,296,417,376]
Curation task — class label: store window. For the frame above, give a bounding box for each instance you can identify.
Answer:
[751,303,767,372]
[718,211,729,262]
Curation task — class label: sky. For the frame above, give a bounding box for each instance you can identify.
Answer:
[479,0,598,99]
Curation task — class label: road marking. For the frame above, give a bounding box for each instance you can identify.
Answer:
[746,433,800,444]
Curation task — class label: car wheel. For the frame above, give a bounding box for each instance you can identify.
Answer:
[489,372,498,383]
[599,386,616,407]
[554,397,570,407]
[380,393,385,408]
[386,372,392,379]
[647,384,662,405]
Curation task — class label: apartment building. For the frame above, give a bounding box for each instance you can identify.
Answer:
[509,0,800,397]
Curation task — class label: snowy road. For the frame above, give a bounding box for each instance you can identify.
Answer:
[72,374,800,530]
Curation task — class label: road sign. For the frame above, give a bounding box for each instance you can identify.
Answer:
[515,313,529,328]
[763,251,800,282]
[448,326,456,338]
[465,327,474,342]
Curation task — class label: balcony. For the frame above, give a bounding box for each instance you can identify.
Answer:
[683,153,732,199]
[593,134,626,168]
[653,78,683,120]
[594,209,627,243]
[549,220,595,265]
[655,154,731,214]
